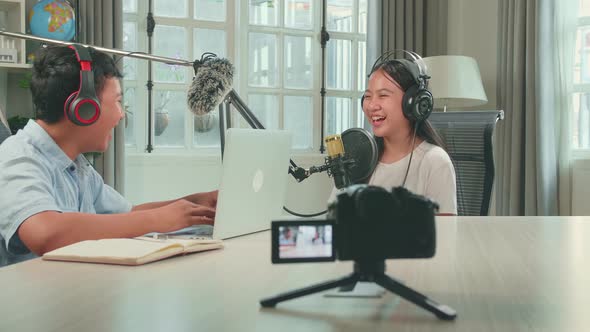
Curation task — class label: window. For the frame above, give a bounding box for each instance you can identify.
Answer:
[123,0,231,153]
[245,0,318,149]
[123,0,367,153]
[574,0,590,149]
[324,0,367,138]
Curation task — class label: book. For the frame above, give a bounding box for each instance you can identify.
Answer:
[42,236,223,266]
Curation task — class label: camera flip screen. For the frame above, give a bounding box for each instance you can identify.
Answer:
[271,220,336,263]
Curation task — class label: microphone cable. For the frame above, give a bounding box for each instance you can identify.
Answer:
[114,51,148,65]
[192,52,218,74]
[283,206,327,218]
[114,51,192,66]
[401,124,419,188]
[284,158,328,217]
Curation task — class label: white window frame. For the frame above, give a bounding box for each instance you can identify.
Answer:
[123,0,366,156]
[238,1,322,152]
[123,0,235,156]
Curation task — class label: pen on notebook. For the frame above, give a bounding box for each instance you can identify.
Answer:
[134,237,167,243]
[145,234,210,240]
[151,234,169,240]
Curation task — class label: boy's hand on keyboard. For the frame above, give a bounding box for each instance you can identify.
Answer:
[184,190,218,209]
[154,199,215,233]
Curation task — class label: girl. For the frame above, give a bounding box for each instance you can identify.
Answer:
[362,57,456,215]
[330,56,457,216]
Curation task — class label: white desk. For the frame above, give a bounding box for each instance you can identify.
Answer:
[1,216,589,332]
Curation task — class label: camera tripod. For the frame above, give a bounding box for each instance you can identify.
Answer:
[260,260,457,320]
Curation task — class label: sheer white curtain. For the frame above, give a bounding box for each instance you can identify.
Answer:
[496,0,576,215]
[554,0,577,215]
[537,0,577,215]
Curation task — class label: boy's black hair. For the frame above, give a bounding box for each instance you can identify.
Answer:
[30,45,123,124]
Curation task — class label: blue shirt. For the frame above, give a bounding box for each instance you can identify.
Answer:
[0,120,132,266]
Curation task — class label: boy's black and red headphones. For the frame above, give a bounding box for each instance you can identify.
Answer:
[64,44,101,126]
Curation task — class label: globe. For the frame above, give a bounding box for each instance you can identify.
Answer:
[29,0,76,41]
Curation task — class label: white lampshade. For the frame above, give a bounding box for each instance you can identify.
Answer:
[421,55,488,110]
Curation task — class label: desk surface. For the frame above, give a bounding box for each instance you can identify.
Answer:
[1,216,589,332]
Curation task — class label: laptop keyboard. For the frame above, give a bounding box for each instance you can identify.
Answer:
[143,225,214,239]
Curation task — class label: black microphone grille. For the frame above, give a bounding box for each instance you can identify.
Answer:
[341,128,378,184]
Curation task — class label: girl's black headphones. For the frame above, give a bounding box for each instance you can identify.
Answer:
[64,44,101,126]
[362,50,433,123]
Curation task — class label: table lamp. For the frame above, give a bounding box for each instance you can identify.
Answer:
[421,55,488,112]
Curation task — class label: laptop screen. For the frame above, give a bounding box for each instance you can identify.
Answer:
[212,128,292,239]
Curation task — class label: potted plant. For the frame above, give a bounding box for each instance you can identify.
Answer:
[124,105,133,128]
[154,91,170,136]
[18,72,32,89]
[8,71,35,134]
[7,115,32,135]
[194,112,217,133]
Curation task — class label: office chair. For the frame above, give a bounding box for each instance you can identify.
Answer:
[0,119,10,145]
[428,110,504,216]
[0,118,10,267]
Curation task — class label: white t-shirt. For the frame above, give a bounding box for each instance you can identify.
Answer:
[329,141,457,215]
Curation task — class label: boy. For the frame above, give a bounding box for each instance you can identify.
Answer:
[0,45,216,266]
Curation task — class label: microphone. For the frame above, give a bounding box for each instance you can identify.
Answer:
[338,127,379,185]
[292,128,378,189]
[324,134,353,189]
[188,53,234,116]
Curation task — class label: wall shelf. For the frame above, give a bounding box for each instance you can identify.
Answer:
[0,0,26,68]
[0,0,28,120]
[0,62,31,71]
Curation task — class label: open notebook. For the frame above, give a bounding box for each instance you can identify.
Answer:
[42,237,223,266]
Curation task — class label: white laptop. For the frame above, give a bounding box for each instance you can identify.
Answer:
[212,128,292,239]
[146,128,292,240]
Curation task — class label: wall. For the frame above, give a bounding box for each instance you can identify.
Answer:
[125,154,222,204]
[447,0,498,111]
[572,160,590,215]
[125,153,335,216]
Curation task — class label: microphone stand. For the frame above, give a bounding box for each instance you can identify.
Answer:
[218,89,318,183]
[319,0,329,154]
[146,0,155,153]
[0,30,193,66]
[218,89,264,156]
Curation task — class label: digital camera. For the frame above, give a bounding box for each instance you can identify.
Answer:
[271,184,439,264]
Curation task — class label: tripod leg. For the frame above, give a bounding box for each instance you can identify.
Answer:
[374,274,457,320]
[260,274,359,308]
